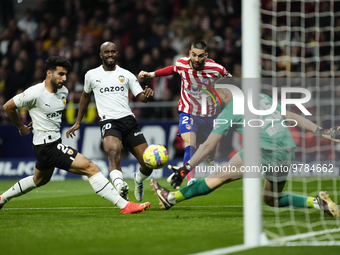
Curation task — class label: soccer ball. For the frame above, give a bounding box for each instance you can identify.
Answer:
[143,144,169,169]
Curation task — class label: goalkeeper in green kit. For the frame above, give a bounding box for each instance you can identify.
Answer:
[151,78,340,217]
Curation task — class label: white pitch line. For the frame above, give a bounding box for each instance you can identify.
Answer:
[2,205,243,210]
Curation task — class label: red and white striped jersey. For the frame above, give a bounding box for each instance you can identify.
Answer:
[174,57,230,117]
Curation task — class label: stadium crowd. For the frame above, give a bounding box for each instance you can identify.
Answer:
[0,0,241,122]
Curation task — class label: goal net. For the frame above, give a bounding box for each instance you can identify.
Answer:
[260,0,340,246]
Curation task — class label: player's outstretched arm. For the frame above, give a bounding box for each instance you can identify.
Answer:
[3,98,33,136]
[66,91,91,138]
[284,111,318,132]
[137,70,151,81]
[284,110,340,142]
[138,66,176,81]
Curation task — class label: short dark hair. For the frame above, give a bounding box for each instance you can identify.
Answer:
[191,40,207,52]
[44,56,72,72]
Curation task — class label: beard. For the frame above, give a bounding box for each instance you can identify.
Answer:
[190,59,205,70]
[102,58,117,69]
[51,76,63,90]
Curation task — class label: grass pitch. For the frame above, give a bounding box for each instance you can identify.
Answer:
[0,178,339,255]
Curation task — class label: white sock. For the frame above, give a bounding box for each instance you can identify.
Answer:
[313,197,320,210]
[89,172,128,209]
[109,170,124,188]
[168,192,178,205]
[1,176,37,202]
[135,171,149,183]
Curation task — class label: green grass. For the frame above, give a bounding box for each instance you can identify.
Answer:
[0,178,340,255]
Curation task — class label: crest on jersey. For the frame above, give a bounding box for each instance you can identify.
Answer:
[68,149,74,155]
[20,93,26,99]
[201,77,210,85]
[63,100,66,105]
[119,75,125,83]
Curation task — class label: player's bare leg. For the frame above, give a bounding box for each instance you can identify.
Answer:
[130,143,153,201]
[103,135,129,200]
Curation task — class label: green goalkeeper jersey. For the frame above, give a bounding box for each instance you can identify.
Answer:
[212,94,296,151]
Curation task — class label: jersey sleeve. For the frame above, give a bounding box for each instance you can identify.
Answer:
[84,71,93,93]
[13,85,39,109]
[155,65,176,76]
[127,72,143,97]
[222,66,231,77]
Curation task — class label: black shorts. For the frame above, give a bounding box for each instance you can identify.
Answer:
[100,116,146,151]
[33,139,78,171]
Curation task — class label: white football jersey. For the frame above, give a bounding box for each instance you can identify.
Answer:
[13,81,68,145]
[84,65,143,121]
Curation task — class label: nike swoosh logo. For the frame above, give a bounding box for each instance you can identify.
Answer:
[157,189,170,207]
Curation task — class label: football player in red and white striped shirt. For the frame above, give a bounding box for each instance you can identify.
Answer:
[138,40,232,185]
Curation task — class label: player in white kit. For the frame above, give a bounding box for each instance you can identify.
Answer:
[66,42,154,202]
[0,56,150,214]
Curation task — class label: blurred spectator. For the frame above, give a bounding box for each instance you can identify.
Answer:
[70,46,86,79]
[130,13,150,44]
[102,28,113,42]
[4,59,32,100]
[58,35,72,59]
[59,16,75,41]
[43,26,61,51]
[0,28,12,57]
[17,9,38,41]
[19,32,34,53]
[6,39,22,66]
[32,67,45,85]
[147,23,168,49]
[121,45,138,75]
[30,39,49,62]
[170,27,190,54]
[169,9,191,32]
[150,47,162,68]
[173,45,189,65]
[7,18,22,40]
[80,18,103,45]
[36,20,50,40]
[135,38,149,60]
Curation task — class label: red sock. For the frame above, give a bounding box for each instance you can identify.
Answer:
[187,168,195,182]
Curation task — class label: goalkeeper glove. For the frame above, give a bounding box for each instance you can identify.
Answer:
[167,163,193,189]
[313,126,340,142]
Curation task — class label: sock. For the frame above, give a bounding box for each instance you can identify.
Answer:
[109,170,124,189]
[183,145,196,164]
[1,176,37,202]
[311,197,321,209]
[173,179,213,203]
[135,171,149,183]
[278,192,309,208]
[187,169,196,181]
[89,172,128,209]
[184,146,196,181]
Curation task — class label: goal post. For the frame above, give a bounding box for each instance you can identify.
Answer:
[242,0,264,247]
